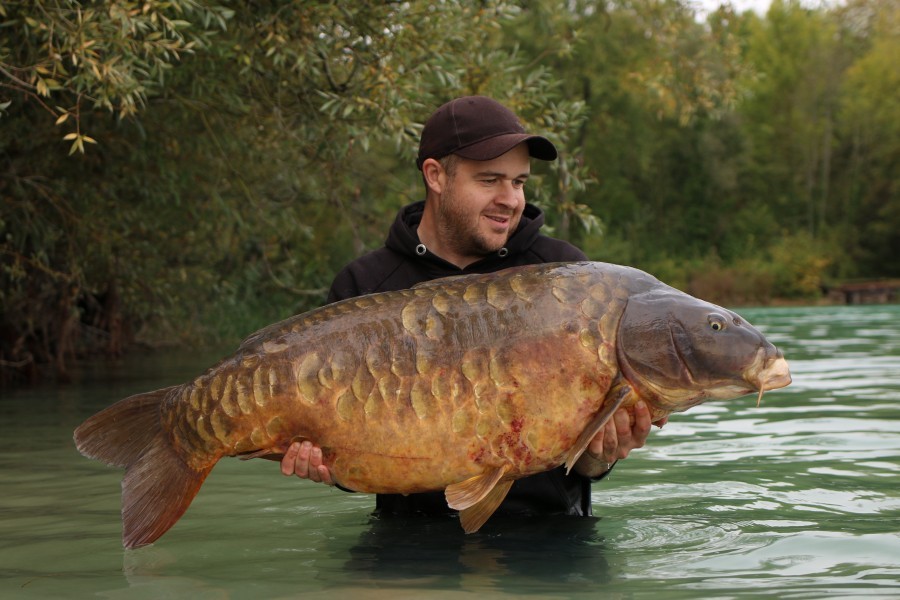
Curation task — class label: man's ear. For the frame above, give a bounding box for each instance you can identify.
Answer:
[421,158,445,195]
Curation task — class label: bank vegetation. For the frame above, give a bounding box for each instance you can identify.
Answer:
[2,0,897,383]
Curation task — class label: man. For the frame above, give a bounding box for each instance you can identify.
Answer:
[281,96,661,518]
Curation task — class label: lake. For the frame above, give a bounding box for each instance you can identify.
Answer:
[1,304,898,598]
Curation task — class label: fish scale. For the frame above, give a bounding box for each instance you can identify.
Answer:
[74,261,791,548]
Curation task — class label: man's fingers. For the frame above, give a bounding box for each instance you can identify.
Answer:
[610,401,655,460]
[587,426,605,457]
[280,441,302,476]
[317,465,334,486]
[580,402,659,475]
[602,418,618,461]
[300,442,321,481]
[279,440,334,485]
[614,405,632,437]
[307,446,323,482]
[632,400,652,445]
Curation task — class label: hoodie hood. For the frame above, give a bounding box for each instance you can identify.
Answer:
[384,201,546,270]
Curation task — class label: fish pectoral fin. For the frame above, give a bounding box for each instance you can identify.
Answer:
[238,448,283,461]
[457,479,514,534]
[239,449,272,461]
[564,385,635,474]
[239,436,313,461]
[445,465,508,511]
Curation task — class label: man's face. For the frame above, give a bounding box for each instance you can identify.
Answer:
[437,143,531,260]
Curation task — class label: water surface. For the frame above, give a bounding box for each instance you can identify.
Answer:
[1,304,898,598]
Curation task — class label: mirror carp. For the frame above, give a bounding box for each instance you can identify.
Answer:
[74,261,791,548]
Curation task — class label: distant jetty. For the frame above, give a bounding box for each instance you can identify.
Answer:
[825,280,900,304]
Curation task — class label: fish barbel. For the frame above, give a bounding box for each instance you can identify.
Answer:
[74,261,791,548]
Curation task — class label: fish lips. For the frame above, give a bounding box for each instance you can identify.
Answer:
[746,346,792,400]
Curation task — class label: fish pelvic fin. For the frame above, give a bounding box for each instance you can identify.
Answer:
[458,479,514,534]
[445,465,508,512]
[564,385,634,474]
[73,387,213,549]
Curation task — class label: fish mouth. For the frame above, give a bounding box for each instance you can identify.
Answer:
[748,348,792,406]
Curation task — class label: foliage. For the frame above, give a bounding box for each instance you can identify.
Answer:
[0,1,594,382]
[833,0,900,276]
[1,0,899,384]
[0,0,231,150]
[573,0,897,291]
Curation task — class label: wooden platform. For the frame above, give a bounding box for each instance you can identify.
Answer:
[825,280,900,304]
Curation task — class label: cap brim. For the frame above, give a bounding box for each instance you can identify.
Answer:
[454,133,558,162]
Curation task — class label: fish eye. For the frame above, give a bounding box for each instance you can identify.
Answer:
[708,314,726,332]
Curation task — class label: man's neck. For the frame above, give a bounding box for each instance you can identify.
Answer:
[417,205,481,269]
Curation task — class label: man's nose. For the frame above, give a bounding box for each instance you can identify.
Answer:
[495,181,520,206]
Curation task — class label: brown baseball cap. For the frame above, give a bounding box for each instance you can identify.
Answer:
[416,96,558,170]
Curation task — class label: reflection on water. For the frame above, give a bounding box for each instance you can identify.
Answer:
[1,305,899,598]
[340,514,612,592]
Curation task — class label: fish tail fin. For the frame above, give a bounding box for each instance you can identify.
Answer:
[74,386,176,468]
[119,429,213,549]
[74,387,213,549]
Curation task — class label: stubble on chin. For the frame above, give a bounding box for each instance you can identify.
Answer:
[438,183,518,259]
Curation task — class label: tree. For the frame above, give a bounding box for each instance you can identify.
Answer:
[833,0,900,275]
[0,1,593,383]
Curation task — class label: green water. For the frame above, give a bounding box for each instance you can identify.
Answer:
[1,305,899,598]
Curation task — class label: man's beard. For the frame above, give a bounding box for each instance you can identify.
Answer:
[437,182,515,258]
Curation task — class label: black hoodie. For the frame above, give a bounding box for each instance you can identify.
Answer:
[327,201,604,518]
[328,201,587,302]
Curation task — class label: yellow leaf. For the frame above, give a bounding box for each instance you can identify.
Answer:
[63,133,78,140]
[56,113,70,125]
[82,135,97,144]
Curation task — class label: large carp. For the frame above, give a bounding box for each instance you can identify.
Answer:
[74,261,791,549]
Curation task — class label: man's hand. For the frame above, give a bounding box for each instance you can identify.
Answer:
[573,400,668,478]
[280,440,334,486]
